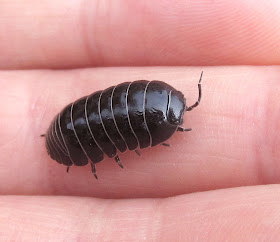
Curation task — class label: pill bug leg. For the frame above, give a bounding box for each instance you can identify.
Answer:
[91,163,98,179]
[135,150,141,156]
[66,167,70,173]
[161,143,170,147]
[177,127,192,132]
[185,71,203,112]
[115,155,123,168]
[41,134,45,137]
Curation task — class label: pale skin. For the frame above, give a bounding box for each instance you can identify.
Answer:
[1,0,280,241]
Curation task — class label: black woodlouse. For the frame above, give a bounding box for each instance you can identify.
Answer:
[44,72,203,179]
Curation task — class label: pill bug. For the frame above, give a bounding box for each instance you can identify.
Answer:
[43,72,203,179]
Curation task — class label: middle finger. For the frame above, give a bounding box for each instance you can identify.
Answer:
[0,66,279,198]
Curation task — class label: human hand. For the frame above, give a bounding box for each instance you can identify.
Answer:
[1,1,280,240]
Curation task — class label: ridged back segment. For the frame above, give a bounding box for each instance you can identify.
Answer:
[59,103,88,166]
[111,82,139,151]
[127,80,152,149]
[45,113,73,166]
[86,91,117,158]
[72,96,104,164]
[99,86,127,153]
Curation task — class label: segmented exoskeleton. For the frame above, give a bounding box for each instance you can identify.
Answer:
[44,72,203,179]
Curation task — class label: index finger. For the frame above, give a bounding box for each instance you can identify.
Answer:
[1,0,280,69]
[1,66,280,198]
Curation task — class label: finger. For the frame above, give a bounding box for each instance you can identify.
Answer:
[1,66,280,198]
[1,185,280,240]
[1,1,280,69]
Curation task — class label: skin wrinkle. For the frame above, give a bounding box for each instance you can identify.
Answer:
[80,0,100,66]
[27,81,56,195]
[149,198,163,242]
[206,75,275,186]
[97,200,115,241]
[255,79,280,184]
[252,82,270,185]
[0,83,27,148]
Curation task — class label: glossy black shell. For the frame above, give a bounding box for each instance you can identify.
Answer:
[45,81,186,167]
